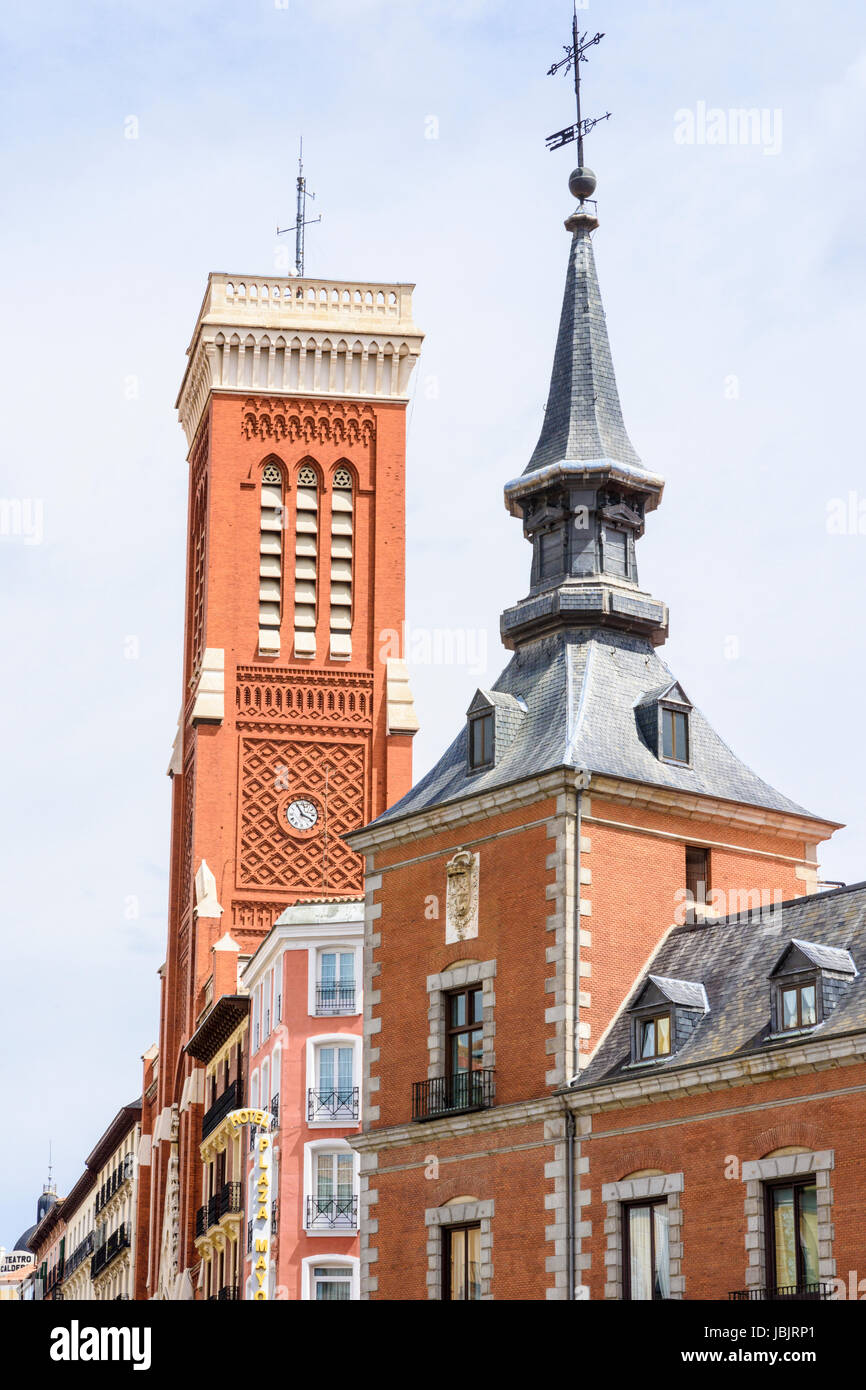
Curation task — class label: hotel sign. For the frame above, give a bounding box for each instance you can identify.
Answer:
[227,1108,275,1301]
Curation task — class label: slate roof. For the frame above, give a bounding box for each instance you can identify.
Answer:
[524,222,645,477]
[772,939,858,977]
[373,626,822,827]
[576,881,866,1088]
[645,975,709,1011]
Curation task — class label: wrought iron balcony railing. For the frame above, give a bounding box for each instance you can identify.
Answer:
[306,1194,358,1230]
[91,1224,130,1280]
[315,983,357,1015]
[271,1094,279,1126]
[247,1219,253,1254]
[308,1087,359,1122]
[412,1069,496,1122]
[218,1284,240,1300]
[202,1078,243,1140]
[729,1283,833,1301]
[95,1153,135,1213]
[198,1182,243,1237]
[65,1231,94,1278]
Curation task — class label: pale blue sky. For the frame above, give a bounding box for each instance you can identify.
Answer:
[2,0,865,1246]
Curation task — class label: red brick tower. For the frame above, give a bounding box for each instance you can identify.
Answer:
[145,274,423,1298]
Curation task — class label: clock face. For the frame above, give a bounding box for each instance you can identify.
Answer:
[286,798,319,832]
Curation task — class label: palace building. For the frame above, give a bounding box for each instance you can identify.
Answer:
[345,162,846,1299]
[144,273,423,1298]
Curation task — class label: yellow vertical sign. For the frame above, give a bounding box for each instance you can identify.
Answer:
[228,1107,273,1301]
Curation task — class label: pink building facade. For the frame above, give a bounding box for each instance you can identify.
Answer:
[241,901,363,1300]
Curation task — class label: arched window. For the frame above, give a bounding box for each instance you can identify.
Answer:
[294,465,319,657]
[330,468,353,659]
[259,463,283,657]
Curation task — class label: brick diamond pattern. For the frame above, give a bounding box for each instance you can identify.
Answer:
[238,737,366,893]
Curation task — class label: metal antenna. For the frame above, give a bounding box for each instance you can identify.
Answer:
[545,4,611,159]
[277,138,322,277]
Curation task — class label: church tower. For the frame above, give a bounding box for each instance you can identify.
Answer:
[145,272,423,1298]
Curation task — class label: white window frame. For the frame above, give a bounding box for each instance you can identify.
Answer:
[305,1034,362,1128]
[303,1139,359,1236]
[301,1253,360,1301]
[307,942,362,1017]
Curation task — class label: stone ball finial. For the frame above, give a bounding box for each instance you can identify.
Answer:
[568,166,597,201]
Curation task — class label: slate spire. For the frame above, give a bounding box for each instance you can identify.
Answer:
[526,197,642,476]
[501,171,668,651]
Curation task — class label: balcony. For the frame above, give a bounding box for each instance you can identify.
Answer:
[65,1231,94,1279]
[95,1154,135,1214]
[271,1094,279,1126]
[412,1069,496,1122]
[218,1284,240,1300]
[91,1224,130,1280]
[729,1283,833,1301]
[308,1087,359,1123]
[306,1195,358,1231]
[197,1182,243,1238]
[201,1078,243,1140]
[315,983,356,1015]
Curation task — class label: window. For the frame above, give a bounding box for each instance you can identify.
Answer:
[624,1200,670,1300]
[766,1179,819,1294]
[259,463,283,657]
[309,1152,356,1229]
[444,986,485,1110]
[603,526,628,578]
[329,469,353,659]
[779,980,818,1031]
[539,528,562,579]
[294,464,319,658]
[311,1265,353,1301]
[638,1013,671,1059]
[316,951,356,1014]
[685,846,709,919]
[662,705,689,763]
[310,1044,358,1121]
[444,1224,481,1301]
[468,713,494,770]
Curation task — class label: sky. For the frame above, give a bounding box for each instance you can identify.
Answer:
[2,0,866,1247]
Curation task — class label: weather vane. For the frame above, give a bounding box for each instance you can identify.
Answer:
[277,138,322,278]
[545,5,611,173]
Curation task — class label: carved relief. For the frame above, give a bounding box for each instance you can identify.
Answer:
[240,397,375,448]
[238,736,366,893]
[156,1108,180,1302]
[445,850,480,944]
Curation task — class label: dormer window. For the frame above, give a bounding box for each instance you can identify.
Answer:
[662,705,689,763]
[635,681,693,767]
[629,974,708,1065]
[769,939,857,1036]
[465,689,527,776]
[468,712,494,770]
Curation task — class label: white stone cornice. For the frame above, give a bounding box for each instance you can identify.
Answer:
[588,774,842,840]
[565,1030,866,1114]
[345,768,577,854]
[347,1093,563,1155]
[176,273,424,446]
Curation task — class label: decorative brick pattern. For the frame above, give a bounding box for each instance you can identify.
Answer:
[237,736,366,892]
[425,1199,494,1300]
